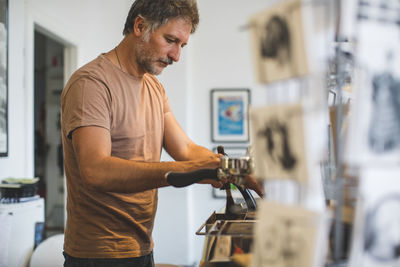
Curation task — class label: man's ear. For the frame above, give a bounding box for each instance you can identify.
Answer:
[133,16,146,36]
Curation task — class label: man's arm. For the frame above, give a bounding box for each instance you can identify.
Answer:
[71,126,221,193]
[163,112,215,161]
[163,112,264,196]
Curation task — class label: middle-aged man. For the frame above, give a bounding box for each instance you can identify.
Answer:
[61,0,262,266]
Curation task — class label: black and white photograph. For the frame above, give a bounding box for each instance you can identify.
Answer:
[346,0,400,165]
[363,195,400,263]
[357,0,400,25]
[251,201,328,267]
[250,103,308,182]
[368,68,400,153]
[249,0,309,84]
[0,0,7,157]
[349,168,400,267]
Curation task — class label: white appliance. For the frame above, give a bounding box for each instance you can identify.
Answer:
[0,198,44,267]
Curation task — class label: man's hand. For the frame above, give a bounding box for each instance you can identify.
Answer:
[195,154,224,188]
[199,179,223,188]
[244,175,264,197]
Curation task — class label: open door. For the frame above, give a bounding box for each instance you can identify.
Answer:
[34,28,76,238]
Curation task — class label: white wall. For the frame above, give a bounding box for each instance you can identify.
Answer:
[0,0,271,266]
[0,0,131,178]
[153,49,192,264]
[26,0,132,67]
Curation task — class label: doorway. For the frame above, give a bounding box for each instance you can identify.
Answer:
[34,30,65,238]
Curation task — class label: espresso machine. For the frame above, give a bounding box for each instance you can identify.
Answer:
[166,146,260,266]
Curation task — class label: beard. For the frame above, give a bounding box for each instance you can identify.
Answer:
[135,41,173,76]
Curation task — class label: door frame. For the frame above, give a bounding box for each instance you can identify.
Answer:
[25,1,79,227]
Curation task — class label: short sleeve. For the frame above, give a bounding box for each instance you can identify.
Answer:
[162,87,172,114]
[61,76,112,139]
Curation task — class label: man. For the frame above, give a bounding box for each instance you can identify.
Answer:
[61,0,261,266]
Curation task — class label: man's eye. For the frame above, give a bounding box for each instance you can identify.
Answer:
[166,38,175,43]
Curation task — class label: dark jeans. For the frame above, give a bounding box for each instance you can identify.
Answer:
[63,251,154,267]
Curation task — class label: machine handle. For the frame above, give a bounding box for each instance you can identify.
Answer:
[217,145,227,156]
[236,185,257,211]
[166,168,219,188]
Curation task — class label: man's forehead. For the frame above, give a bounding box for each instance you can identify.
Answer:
[156,17,192,36]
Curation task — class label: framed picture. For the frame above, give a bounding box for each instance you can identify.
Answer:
[249,0,309,84]
[252,201,329,267]
[349,168,400,267]
[211,89,250,143]
[0,0,8,157]
[250,103,308,182]
[345,0,400,165]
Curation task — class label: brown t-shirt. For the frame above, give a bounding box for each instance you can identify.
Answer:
[61,54,171,258]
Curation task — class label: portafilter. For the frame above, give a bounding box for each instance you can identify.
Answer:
[165,146,258,211]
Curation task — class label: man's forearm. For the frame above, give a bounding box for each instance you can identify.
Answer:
[80,157,191,193]
[184,143,216,161]
[80,154,220,193]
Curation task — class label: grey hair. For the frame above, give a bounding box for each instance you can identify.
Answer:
[123,0,199,36]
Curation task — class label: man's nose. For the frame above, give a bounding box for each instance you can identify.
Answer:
[168,45,181,62]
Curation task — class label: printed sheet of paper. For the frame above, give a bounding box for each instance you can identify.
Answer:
[251,201,329,267]
[249,0,309,84]
[210,236,232,262]
[250,103,308,182]
[346,0,400,165]
[349,167,400,267]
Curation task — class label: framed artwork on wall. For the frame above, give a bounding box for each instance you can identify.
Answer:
[211,88,250,143]
[0,0,8,157]
[249,0,309,84]
[250,103,308,182]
